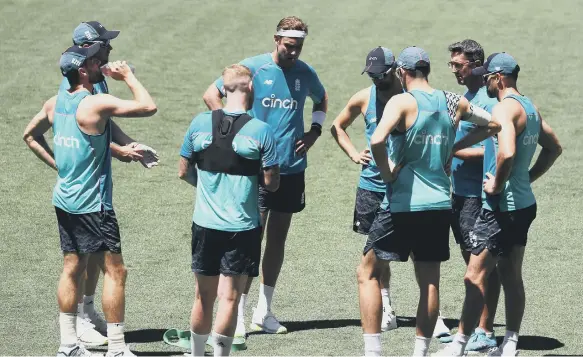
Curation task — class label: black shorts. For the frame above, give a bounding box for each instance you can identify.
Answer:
[258,171,305,213]
[469,204,537,257]
[191,223,262,276]
[55,207,121,254]
[364,208,451,262]
[353,188,385,235]
[451,195,482,251]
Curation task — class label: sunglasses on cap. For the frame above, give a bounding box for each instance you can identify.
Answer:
[367,68,392,80]
[483,70,503,82]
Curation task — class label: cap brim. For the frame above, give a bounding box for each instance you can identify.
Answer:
[471,66,488,76]
[97,30,120,40]
[84,42,102,58]
[362,64,391,75]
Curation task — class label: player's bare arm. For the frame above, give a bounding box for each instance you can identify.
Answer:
[23,96,57,170]
[202,82,225,110]
[529,110,562,183]
[483,101,519,194]
[370,94,409,183]
[178,156,197,186]
[262,165,281,192]
[330,88,371,164]
[452,96,500,153]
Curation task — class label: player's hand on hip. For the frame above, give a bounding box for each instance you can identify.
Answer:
[351,148,372,165]
[483,172,500,195]
[295,131,319,156]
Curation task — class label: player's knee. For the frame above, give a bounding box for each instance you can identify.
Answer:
[356,260,378,284]
[217,289,239,307]
[463,266,486,289]
[106,263,127,283]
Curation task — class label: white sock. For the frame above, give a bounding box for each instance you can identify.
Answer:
[451,333,470,355]
[413,336,431,356]
[83,295,96,316]
[380,288,391,312]
[59,312,77,347]
[77,302,84,317]
[486,331,494,338]
[238,294,247,322]
[191,331,209,357]
[257,284,274,313]
[363,333,381,356]
[213,332,234,357]
[502,331,519,355]
[107,322,126,352]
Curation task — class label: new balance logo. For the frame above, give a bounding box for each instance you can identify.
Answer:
[54,132,80,149]
[71,58,82,66]
[295,79,301,91]
[84,30,95,40]
[264,79,273,85]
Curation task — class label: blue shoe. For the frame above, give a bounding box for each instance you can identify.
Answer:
[466,328,497,352]
[438,334,454,343]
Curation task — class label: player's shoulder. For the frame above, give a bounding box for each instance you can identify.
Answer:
[392,92,417,106]
[293,59,319,74]
[349,86,372,106]
[244,117,273,135]
[188,111,213,131]
[241,53,273,70]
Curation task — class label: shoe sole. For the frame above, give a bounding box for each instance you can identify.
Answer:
[78,338,108,347]
[249,323,287,334]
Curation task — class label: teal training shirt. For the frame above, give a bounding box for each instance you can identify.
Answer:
[482,94,540,211]
[451,86,498,197]
[384,90,456,212]
[214,54,325,175]
[359,85,389,193]
[52,90,113,213]
[180,109,279,231]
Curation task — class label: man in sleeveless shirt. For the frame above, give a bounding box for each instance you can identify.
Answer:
[58,21,159,347]
[441,53,562,357]
[359,46,500,356]
[179,64,280,356]
[202,16,327,337]
[23,44,157,357]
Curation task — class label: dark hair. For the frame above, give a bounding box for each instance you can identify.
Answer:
[65,70,80,86]
[448,39,484,64]
[402,64,430,78]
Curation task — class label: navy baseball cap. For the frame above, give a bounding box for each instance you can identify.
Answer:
[59,43,101,76]
[471,52,520,77]
[73,21,120,45]
[396,46,430,70]
[362,47,395,74]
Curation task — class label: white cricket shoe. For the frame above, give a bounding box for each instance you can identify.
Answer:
[76,317,107,347]
[250,308,287,334]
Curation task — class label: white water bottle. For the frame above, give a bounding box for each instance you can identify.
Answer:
[100,62,135,76]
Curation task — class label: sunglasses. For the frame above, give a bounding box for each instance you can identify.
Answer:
[86,40,111,49]
[367,68,392,80]
[483,70,502,82]
[447,60,474,70]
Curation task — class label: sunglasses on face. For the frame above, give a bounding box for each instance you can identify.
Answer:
[447,61,473,70]
[367,68,392,80]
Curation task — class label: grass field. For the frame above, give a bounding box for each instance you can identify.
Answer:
[1,0,582,355]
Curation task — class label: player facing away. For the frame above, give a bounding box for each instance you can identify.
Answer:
[440,53,562,357]
[359,46,500,356]
[23,44,157,357]
[202,16,328,339]
[180,64,280,356]
[331,46,402,332]
[58,21,159,348]
[440,39,501,352]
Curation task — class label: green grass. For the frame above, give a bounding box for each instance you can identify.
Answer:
[1,0,582,355]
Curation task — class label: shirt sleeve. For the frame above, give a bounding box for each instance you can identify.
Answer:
[307,65,326,104]
[180,122,196,159]
[259,124,279,168]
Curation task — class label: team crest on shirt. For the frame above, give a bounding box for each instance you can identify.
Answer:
[295,79,300,91]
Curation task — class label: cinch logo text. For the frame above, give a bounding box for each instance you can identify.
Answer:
[261,94,298,109]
